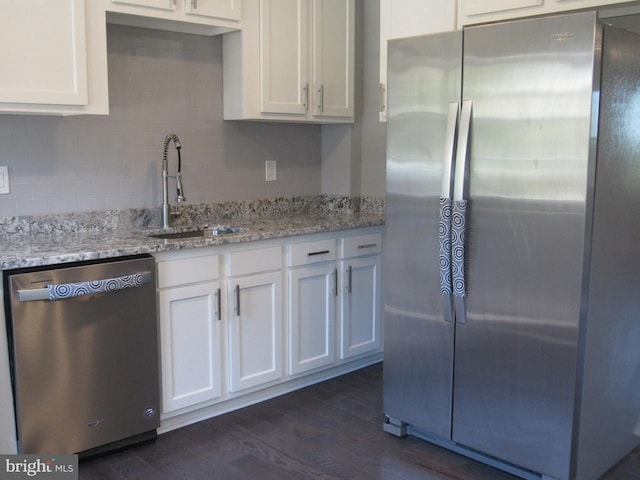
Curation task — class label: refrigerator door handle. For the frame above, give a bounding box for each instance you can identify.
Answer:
[452,100,472,323]
[438,102,459,322]
[453,100,472,204]
[441,102,459,200]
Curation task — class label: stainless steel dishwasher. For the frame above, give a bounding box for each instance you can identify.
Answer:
[3,254,160,455]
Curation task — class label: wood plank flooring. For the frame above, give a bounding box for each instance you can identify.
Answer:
[79,363,640,479]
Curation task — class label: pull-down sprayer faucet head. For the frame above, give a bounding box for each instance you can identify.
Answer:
[161,133,185,229]
[162,133,182,172]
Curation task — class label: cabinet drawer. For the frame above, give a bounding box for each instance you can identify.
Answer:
[157,254,219,288]
[341,233,382,259]
[228,246,282,277]
[288,239,336,267]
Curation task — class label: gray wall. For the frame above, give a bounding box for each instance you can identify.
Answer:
[0,24,321,217]
[321,0,387,198]
[359,0,386,197]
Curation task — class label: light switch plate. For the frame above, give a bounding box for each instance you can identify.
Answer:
[0,166,9,194]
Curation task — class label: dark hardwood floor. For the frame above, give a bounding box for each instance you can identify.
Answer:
[79,363,640,479]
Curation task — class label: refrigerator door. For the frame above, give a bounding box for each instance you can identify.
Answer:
[575,24,640,479]
[451,12,598,478]
[383,31,462,439]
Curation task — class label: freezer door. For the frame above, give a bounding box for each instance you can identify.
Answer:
[451,12,598,478]
[383,31,462,440]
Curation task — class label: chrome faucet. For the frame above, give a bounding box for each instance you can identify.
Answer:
[161,133,185,229]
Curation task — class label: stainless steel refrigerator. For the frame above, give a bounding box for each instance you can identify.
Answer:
[383,11,640,480]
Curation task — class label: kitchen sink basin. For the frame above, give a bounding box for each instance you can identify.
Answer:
[148,225,247,240]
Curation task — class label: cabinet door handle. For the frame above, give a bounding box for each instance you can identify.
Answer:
[191,0,197,9]
[303,83,309,111]
[346,265,352,294]
[318,84,324,113]
[215,288,221,321]
[357,243,377,250]
[334,268,338,296]
[308,250,330,256]
[234,284,240,316]
[379,82,386,113]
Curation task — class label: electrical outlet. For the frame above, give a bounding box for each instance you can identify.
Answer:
[0,166,9,194]
[265,160,277,182]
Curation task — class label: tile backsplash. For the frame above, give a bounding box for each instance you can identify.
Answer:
[0,24,321,217]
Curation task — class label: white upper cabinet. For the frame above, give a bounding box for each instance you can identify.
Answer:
[112,0,175,9]
[223,0,355,123]
[107,0,241,35]
[311,0,354,118]
[259,0,310,115]
[185,0,241,21]
[458,0,640,27]
[226,246,283,393]
[0,0,108,115]
[378,0,456,121]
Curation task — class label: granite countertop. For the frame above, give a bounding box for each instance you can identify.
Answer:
[0,196,384,270]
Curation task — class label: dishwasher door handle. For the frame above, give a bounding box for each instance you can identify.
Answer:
[17,271,153,302]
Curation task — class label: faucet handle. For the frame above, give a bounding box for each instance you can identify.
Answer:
[176,171,186,203]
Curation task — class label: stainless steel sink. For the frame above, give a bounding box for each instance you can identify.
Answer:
[148,225,247,240]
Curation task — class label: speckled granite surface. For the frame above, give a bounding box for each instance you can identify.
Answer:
[0,196,384,270]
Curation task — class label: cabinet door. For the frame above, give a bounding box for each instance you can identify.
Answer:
[159,281,223,413]
[340,255,382,359]
[462,0,542,16]
[458,0,637,26]
[311,0,354,118]
[185,0,241,20]
[228,271,283,392]
[289,263,336,375]
[0,0,88,106]
[259,0,309,115]
[110,0,176,10]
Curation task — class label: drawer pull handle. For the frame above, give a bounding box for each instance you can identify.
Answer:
[357,243,378,249]
[308,250,330,256]
[215,288,221,321]
[235,284,240,316]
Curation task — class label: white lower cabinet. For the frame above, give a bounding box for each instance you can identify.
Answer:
[227,246,283,393]
[154,227,382,431]
[288,239,337,375]
[339,233,382,359]
[156,252,223,414]
[288,233,383,368]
